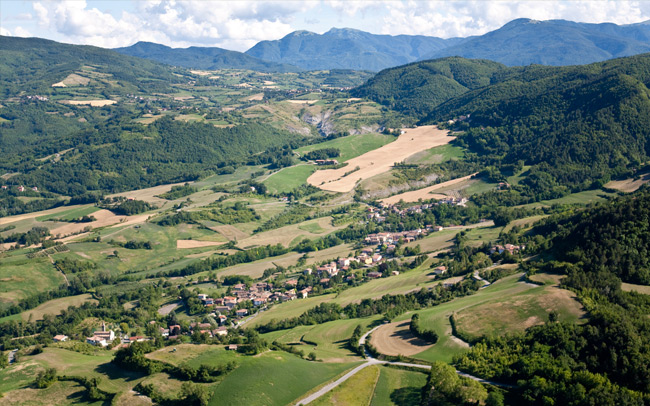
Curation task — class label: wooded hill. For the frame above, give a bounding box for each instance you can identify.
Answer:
[352,57,506,117]
[455,188,650,404]
[357,53,650,202]
[115,41,301,73]
[0,36,183,97]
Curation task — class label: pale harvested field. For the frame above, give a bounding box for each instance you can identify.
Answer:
[0,205,86,226]
[62,100,117,106]
[22,294,97,321]
[308,126,454,193]
[190,70,213,76]
[286,99,319,105]
[213,224,249,241]
[381,173,478,205]
[370,321,434,356]
[107,182,186,205]
[236,217,341,248]
[621,282,650,295]
[50,209,121,236]
[247,92,265,101]
[176,240,227,249]
[605,174,650,192]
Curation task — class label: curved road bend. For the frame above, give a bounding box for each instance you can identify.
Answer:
[295,324,515,405]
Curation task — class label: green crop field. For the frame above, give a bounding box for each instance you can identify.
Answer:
[263,165,316,194]
[206,350,358,405]
[311,364,380,406]
[404,144,465,165]
[0,255,64,309]
[296,132,396,162]
[390,273,584,363]
[370,366,428,406]
[20,294,98,321]
[35,205,100,222]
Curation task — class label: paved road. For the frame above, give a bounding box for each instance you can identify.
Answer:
[294,323,514,404]
[8,349,18,364]
[157,301,180,316]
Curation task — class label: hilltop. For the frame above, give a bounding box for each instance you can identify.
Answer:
[0,36,182,97]
[115,41,301,73]
[245,28,459,71]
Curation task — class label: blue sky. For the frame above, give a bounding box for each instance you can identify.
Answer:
[2,1,650,51]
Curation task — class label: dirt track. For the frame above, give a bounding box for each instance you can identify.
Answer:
[307,126,454,193]
[381,173,478,205]
[369,321,434,356]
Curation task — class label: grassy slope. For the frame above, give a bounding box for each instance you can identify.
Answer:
[370,366,427,406]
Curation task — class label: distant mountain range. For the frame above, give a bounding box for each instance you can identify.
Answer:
[245,28,461,71]
[111,18,650,72]
[422,18,650,66]
[115,41,300,73]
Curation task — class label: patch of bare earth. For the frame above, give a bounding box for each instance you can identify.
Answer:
[212,224,249,241]
[605,173,650,192]
[308,126,454,193]
[370,321,434,356]
[176,240,226,249]
[62,100,116,106]
[381,173,478,205]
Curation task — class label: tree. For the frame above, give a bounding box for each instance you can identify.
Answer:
[180,382,209,406]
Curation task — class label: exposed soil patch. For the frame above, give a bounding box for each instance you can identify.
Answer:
[370,321,434,356]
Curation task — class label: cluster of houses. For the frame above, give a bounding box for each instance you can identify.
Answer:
[24,95,49,102]
[1,185,38,192]
[490,244,525,255]
[85,321,116,347]
[314,159,339,165]
[367,199,469,223]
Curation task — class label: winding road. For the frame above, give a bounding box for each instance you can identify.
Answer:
[294,324,514,405]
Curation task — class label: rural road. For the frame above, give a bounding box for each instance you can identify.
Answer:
[8,349,18,364]
[295,321,515,404]
[157,302,180,316]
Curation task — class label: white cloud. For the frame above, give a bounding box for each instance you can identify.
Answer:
[0,27,11,36]
[16,0,650,50]
[379,1,650,38]
[29,0,316,50]
[13,26,33,37]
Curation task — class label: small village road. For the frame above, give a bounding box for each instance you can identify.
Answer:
[294,320,515,404]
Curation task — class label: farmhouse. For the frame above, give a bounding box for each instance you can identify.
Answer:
[53,335,68,342]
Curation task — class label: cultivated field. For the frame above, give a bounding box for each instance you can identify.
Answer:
[370,320,434,356]
[176,240,226,249]
[605,173,650,192]
[381,173,478,205]
[21,294,97,321]
[62,99,117,106]
[307,126,454,193]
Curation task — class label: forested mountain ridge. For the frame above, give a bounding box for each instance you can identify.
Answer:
[115,41,301,73]
[455,188,650,403]
[5,116,301,203]
[0,36,182,97]
[423,18,650,66]
[427,53,650,200]
[351,57,506,117]
[245,28,460,71]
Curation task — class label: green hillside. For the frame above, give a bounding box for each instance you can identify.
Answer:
[0,36,182,97]
[352,57,505,117]
[115,41,301,73]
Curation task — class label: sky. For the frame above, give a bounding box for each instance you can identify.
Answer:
[2,1,650,51]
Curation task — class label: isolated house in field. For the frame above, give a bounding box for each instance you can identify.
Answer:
[433,266,447,276]
[53,335,68,342]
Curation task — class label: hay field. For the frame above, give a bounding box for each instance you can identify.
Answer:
[286,99,319,104]
[605,173,650,192]
[176,240,226,249]
[21,294,97,321]
[236,217,341,248]
[49,209,122,236]
[0,205,86,226]
[370,321,434,356]
[247,92,264,101]
[308,126,454,193]
[62,100,117,106]
[381,173,478,205]
[107,181,186,205]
